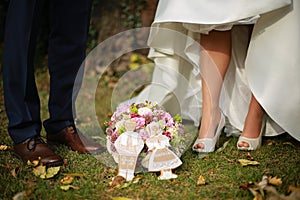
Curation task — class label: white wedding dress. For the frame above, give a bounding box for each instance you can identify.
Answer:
[132,0,300,141]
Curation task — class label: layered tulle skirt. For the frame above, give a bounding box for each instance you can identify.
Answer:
[133,0,300,141]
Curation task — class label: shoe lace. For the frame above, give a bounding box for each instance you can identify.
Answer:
[26,136,46,151]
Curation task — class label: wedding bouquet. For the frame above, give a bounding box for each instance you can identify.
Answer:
[105,101,186,164]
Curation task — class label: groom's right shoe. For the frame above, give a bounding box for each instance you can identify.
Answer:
[47,126,104,154]
[14,136,64,167]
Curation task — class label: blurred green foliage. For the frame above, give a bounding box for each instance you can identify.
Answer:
[120,0,147,28]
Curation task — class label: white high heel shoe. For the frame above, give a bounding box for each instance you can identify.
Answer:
[192,113,225,153]
[237,118,265,151]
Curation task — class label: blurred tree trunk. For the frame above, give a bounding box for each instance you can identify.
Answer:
[92,0,158,43]
[141,0,158,27]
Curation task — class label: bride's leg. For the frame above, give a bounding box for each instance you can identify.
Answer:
[238,94,265,148]
[194,30,231,149]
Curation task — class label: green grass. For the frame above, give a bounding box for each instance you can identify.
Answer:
[0,66,299,200]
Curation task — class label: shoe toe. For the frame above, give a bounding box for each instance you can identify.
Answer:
[13,136,64,167]
[40,155,64,167]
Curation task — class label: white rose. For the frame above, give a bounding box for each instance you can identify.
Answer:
[115,120,125,130]
[138,107,152,116]
[158,120,166,129]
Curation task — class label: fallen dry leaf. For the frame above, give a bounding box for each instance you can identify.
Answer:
[40,166,60,179]
[62,173,85,177]
[238,159,260,167]
[112,197,132,200]
[110,176,141,189]
[268,176,282,186]
[60,185,80,191]
[244,175,300,200]
[33,165,46,177]
[216,139,231,153]
[0,145,10,151]
[11,166,22,178]
[60,175,74,185]
[27,160,40,167]
[33,165,60,179]
[197,175,206,186]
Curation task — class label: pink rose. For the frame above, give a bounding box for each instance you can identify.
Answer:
[139,129,150,141]
[106,127,114,136]
[133,117,146,128]
[111,130,119,143]
[164,112,174,127]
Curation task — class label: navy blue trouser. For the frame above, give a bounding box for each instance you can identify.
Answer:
[2,0,92,144]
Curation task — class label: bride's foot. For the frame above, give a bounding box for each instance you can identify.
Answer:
[237,94,265,151]
[237,116,265,151]
[193,112,225,153]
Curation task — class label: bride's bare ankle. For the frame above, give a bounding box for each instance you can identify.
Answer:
[198,111,222,139]
[242,115,264,138]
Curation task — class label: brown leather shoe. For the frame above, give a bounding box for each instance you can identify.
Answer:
[47,126,104,154]
[14,136,63,167]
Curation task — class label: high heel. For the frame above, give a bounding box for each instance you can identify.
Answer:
[237,118,265,151]
[192,113,225,153]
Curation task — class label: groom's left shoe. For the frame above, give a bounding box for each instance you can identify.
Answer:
[47,126,105,154]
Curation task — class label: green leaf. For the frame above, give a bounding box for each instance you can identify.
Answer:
[173,114,182,123]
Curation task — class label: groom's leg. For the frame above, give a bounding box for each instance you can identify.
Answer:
[3,0,42,143]
[43,0,92,133]
[2,0,63,166]
[44,0,103,154]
